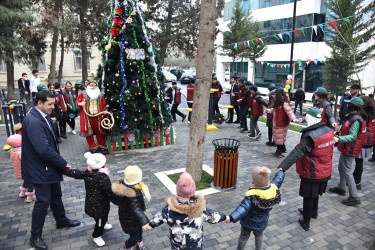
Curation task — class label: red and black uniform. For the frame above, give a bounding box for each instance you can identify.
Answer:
[278,122,334,224]
[338,113,367,157]
[365,114,375,147]
[314,99,335,128]
[186,83,195,122]
[166,87,185,121]
[275,105,290,127]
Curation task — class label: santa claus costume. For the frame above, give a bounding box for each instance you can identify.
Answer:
[77,81,109,154]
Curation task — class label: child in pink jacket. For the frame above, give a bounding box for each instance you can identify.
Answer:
[7,134,35,202]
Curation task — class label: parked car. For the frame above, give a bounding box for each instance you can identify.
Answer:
[170,69,184,80]
[180,73,196,84]
[163,71,177,82]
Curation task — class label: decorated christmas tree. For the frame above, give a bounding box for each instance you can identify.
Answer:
[97,0,172,136]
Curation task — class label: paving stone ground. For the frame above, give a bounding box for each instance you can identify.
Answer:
[0,109,374,250]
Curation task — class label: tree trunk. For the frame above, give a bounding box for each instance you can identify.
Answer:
[6,49,15,100]
[58,35,65,82]
[159,0,174,66]
[186,0,217,182]
[79,6,88,82]
[48,27,59,83]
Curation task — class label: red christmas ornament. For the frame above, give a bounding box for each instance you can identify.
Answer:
[133,105,136,108]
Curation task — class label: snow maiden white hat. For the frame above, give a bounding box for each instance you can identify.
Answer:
[84,152,106,170]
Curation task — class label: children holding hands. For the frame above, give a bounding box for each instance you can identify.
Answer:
[225,166,284,250]
[143,172,228,250]
[111,165,151,250]
[63,152,112,247]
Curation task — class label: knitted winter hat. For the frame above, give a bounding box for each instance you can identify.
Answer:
[176,172,196,202]
[13,123,22,133]
[252,166,271,188]
[84,152,106,170]
[124,165,143,185]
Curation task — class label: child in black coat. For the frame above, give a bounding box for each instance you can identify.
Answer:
[111,165,151,250]
[64,152,113,247]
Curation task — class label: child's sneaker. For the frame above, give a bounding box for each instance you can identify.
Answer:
[103,223,112,230]
[93,236,105,247]
[19,187,27,197]
[136,241,145,250]
[25,191,36,202]
[25,195,36,202]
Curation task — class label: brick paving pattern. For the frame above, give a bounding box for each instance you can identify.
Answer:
[0,110,374,249]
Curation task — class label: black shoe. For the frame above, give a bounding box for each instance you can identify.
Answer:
[88,148,97,153]
[56,219,81,229]
[298,217,310,231]
[233,121,240,124]
[247,134,256,139]
[96,147,109,155]
[342,197,361,206]
[30,237,48,250]
[266,142,273,146]
[298,208,318,219]
[328,187,346,196]
[240,128,248,133]
[356,183,361,190]
[237,126,242,129]
[274,151,283,158]
[272,142,277,147]
[256,132,262,140]
[368,156,375,162]
[182,115,187,122]
[60,134,67,139]
[227,121,233,123]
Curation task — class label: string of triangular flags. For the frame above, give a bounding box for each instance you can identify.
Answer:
[254,58,325,69]
[39,48,97,54]
[230,10,374,49]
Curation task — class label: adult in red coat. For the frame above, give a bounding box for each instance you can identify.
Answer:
[76,80,109,154]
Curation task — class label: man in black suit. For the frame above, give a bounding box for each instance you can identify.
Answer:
[22,91,80,250]
[18,73,30,104]
[226,76,240,123]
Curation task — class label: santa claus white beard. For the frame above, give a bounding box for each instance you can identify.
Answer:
[86,87,101,100]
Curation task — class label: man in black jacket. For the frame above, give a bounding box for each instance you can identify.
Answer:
[212,76,224,117]
[22,91,80,250]
[18,73,30,104]
[339,84,361,122]
[237,80,250,133]
[294,86,305,115]
[226,77,240,123]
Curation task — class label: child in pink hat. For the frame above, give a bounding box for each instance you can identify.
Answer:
[143,172,228,249]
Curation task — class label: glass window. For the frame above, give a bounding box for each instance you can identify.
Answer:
[259,14,315,44]
[0,60,6,71]
[230,62,248,79]
[304,62,324,92]
[74,51,90,70]
[254,61,291,87]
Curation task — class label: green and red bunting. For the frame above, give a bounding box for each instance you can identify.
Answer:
[230,11,374,48]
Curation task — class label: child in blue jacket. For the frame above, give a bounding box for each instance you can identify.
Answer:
[226,166,284,250]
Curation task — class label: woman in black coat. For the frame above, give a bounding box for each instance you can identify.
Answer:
[64,152,113,247]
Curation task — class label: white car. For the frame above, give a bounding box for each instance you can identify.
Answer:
[163,71,177,82]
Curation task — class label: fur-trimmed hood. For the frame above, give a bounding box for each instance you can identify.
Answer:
[166,194,206,217]
[112,179,137,198]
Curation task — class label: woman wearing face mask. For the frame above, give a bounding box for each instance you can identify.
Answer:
[277,107,335,231]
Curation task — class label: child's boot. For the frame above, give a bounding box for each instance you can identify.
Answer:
[25,191,36,202]
[19,186,27,197]
[136,241,145,250]
[93,236,105,247]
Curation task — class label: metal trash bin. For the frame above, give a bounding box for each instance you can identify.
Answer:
[212,138,240,189]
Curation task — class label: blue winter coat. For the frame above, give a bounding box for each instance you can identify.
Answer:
[230,171,284,232]
[21,107,67,184]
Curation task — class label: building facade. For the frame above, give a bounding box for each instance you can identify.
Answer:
[215,0,375,97]
[0,36,102,90]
